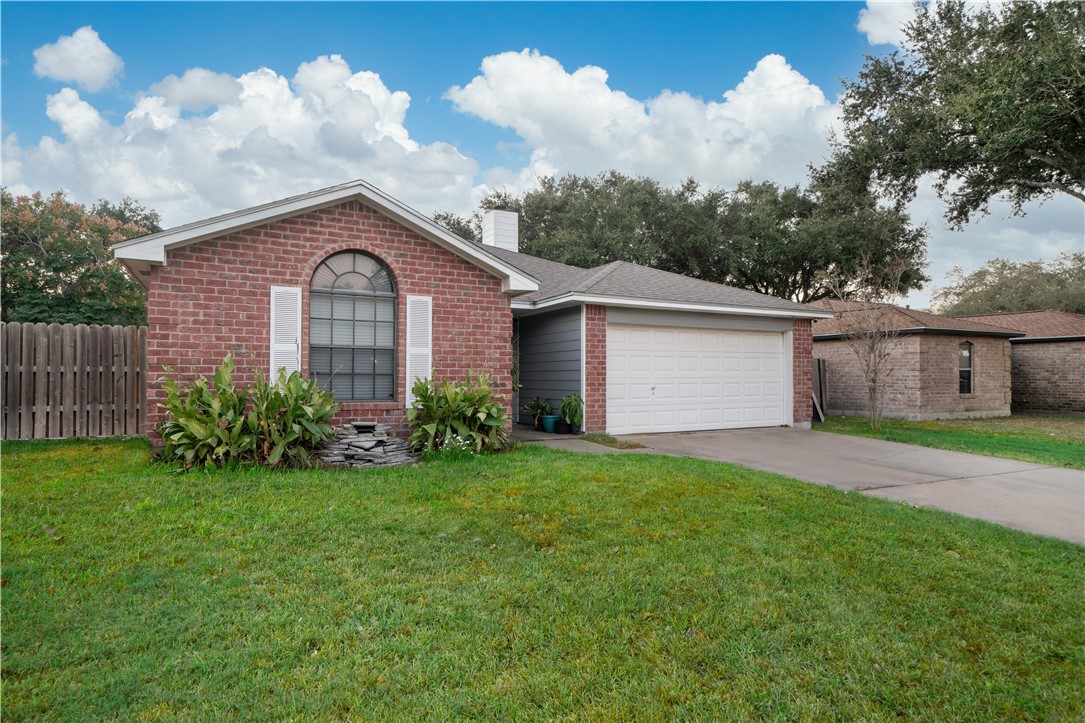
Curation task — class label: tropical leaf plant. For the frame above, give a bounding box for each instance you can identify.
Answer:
[406,372,508,454]
[157,355,339,469]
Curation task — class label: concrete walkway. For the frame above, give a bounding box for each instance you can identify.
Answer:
[621,428,1085,544]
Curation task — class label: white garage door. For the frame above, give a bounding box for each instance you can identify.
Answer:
[607,324,786,435]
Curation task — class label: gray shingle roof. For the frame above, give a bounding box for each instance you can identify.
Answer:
[810,300,1024,337]
[485,247,824,315]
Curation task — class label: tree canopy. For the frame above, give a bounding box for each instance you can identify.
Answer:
[932,252,1085,316]
[1,189,160,326]
[436,170,927,303]
[831,0,1085,227]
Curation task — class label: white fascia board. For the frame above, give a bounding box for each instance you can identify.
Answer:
[513,293,835,320]
[112,179,539,294]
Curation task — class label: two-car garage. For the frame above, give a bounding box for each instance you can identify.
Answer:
[605,311,792,435]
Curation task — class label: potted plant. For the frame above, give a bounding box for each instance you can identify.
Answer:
[540,412,561,433]
[560,394,583,434]
[522,396,552,430]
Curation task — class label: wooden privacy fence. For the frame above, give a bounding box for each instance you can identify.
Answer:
[2,322,147,440]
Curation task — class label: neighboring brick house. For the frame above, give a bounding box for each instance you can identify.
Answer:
[114,180,831,439]
[955,311,1085,414]
[811,300,1023,420]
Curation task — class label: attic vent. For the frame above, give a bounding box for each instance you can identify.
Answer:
[481,210,519,253]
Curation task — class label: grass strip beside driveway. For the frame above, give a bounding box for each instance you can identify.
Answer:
[818,414,1085,469]
[3,439,1083,720]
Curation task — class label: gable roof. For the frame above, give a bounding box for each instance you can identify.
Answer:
[485,247,831,319]
[810,299,1024,339]
[112,179,539,294]
[955,310,1085,342]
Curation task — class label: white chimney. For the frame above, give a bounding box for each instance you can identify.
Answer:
[481,210,519,253]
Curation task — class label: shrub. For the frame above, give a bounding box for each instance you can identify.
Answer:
[407,373,508,454]
[157,355,340,470]
[251,368,340,467]
[521,395,553,429]
[559,394,583,427]
[158,355,256,469]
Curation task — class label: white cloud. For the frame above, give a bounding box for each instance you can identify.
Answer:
[148,68,243,110]
[32,26,123,92]
[5,54,478,226]
[857,1,916,46]
[447,50,839,195]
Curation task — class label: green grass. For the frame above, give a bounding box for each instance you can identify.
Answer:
[818,414,1085,469]
[3,439,1083,720]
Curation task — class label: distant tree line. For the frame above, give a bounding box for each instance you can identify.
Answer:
[933,253,1085,316]
[1,189,160,326]
[436,169,929,304]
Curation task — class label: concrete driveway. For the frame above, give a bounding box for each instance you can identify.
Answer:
[621,428,1085,544]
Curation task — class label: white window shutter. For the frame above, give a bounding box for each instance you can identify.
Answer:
[270,286,302,376]
[405,295,433,407]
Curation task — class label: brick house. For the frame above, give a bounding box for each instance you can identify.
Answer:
[113,180,831,439]
[955,311,1085,414]
[811,300,1023,420]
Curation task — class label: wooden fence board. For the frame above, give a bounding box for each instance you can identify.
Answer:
[47,324,62,438]
[138,327,147,434]
[112,326,124,435]
[100,325,114,437]
[75,324,87,437]
[4,322,20,439]
[19,323,34,440]
[0,322,148,440]
[125,325,138,434]
[62,324,76,438]
[33,324,48,438]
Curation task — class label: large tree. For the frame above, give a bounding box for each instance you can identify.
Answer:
[1,189,160,326]
[833,0,1085,227]
[932,252,1085,316]
[437,170,927,303]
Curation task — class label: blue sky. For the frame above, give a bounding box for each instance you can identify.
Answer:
[2,1,1081,307]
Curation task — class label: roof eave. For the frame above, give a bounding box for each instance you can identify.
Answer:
[814,327,1025,340]
[513,293,835,319]
[1010,335,1085,343]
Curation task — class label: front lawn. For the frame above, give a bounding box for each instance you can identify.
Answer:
[3,439,1082,720]
[818,414,1085,469]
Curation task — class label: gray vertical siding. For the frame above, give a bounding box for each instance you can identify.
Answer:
[516,306,582,424]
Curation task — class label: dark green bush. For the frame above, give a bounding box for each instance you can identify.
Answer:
[157,355,339,469]
[406,373,508,454]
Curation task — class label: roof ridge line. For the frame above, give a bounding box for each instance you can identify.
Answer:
[577,260,626,293]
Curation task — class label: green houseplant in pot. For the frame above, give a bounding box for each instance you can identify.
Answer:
[540,412,561,433]
[522,396,552,430]
[560,394,584,434]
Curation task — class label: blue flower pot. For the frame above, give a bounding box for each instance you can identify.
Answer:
[540,415,560,433]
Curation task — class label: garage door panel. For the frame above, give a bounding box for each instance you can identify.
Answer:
[608,323,787,434]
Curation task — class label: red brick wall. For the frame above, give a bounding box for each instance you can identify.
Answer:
[792,319,813,426]
[145,200,513,439]
[583,304,607,432]
[1010,340,1085,414]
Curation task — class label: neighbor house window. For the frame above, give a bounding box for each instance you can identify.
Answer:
[958,341,973,394]
[310,251,396,401]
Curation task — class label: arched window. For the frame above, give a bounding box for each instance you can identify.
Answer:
[310,251,396,401]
